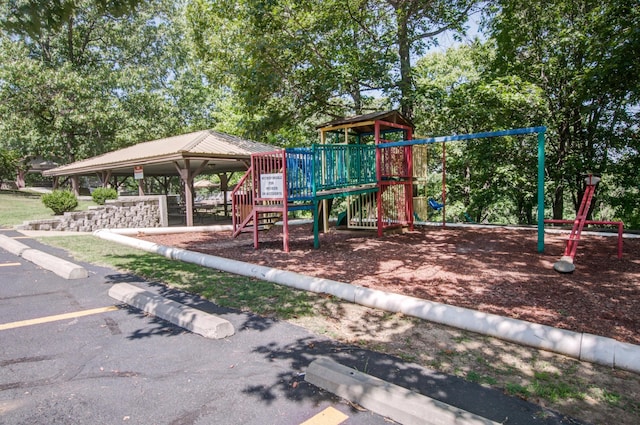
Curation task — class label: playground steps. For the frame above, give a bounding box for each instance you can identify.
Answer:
[233,210,283,236]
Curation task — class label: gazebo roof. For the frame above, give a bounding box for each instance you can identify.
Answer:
[44,129,275,177]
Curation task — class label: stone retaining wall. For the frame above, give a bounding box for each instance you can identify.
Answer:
[17,196,168,232]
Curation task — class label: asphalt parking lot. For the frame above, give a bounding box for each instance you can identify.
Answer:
[0,230,581,425]
[0,232,393,425]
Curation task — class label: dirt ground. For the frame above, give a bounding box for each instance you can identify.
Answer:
[138,223,640,424]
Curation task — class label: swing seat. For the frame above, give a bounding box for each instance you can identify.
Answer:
[428,198,443,211]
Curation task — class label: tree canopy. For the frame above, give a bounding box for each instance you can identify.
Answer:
[0,0,214,169]
[489,0,640,221]
[0,0,638,227]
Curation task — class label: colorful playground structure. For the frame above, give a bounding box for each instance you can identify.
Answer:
[230,111,623,271]
[231,111,415,252]
[230,110,553,254]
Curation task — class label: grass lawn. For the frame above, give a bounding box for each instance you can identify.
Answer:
[41,235,319,319]
[0,191,94,227]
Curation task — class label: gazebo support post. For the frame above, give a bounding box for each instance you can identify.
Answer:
[71,176,79,196]
[217,172,235,216]
[97,170,112,188]
[174,159,209,226]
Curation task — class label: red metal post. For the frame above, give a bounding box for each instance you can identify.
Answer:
[281,150,289,253]
[617,222,623,259]
[375,121,383,237]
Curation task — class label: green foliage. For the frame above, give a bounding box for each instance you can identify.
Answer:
[187,0,480,140]
[505,382,530,398]
[41,190,79,215]
[531,371,586,402]
[0,0,140,36]
[91,187,118,205]
[489,0,640,221]
[0,0,215,170]
[413,43,548,225]
[0,149,19,181]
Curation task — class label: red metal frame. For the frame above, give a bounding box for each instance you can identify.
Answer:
[375,121,414,237]
[232,150,290,252]
[545,175,623,261]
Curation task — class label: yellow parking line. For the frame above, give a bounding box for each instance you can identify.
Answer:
[0,306,119,331]
[300,407,348,425]
[0,262,21,267]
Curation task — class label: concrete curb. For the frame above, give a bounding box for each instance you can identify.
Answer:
[109,224,234,236]
[93,229,640,374]
[22,248,88,279]
[0,234,88,279]
[306,357,500,425]
[108,283,234,339]
[0,234,31,256]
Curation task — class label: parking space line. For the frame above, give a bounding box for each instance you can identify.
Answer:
[0,306,119,331]
[0,262,21,267]
[300,407,348,425]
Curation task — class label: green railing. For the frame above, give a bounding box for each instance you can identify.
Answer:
[313,144,376,192]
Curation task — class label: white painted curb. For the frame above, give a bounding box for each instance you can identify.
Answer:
[93,229,640,374]
[0,234,88,279]
[21,248,88,279]
[108,224,233,236]
[108,283,234,339]
[306,357,500,425]
[0,234,30,256]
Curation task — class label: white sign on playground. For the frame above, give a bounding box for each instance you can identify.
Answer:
[260,173,284,199]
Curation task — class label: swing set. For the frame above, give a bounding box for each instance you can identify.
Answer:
[380,126,548,253]
[409,129,538,228]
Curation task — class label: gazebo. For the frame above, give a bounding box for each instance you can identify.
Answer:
[43,129,275,226]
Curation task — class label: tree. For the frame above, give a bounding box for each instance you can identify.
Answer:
[0,149,19,182]
[413,43,548,224]
[1,0,140,36]
[187,0,480,143]
[187,0,393,141]
[380,0,479,118]
[489,0,640,220]
[0,0,212,178]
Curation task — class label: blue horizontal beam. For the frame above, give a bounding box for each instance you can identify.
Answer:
[378,126,546,148]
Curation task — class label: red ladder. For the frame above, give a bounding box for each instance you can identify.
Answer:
[554,175,601,272]
[563,177,598,260]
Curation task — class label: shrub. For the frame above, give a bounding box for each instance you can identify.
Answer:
[91,187,118,205]
[42,190,78,215]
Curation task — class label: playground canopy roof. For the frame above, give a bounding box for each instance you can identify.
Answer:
[43,130,275,178]
[317,110,414,135]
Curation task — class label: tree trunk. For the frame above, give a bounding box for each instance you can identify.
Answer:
[16,169,26,188]
[395,6,413,119]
